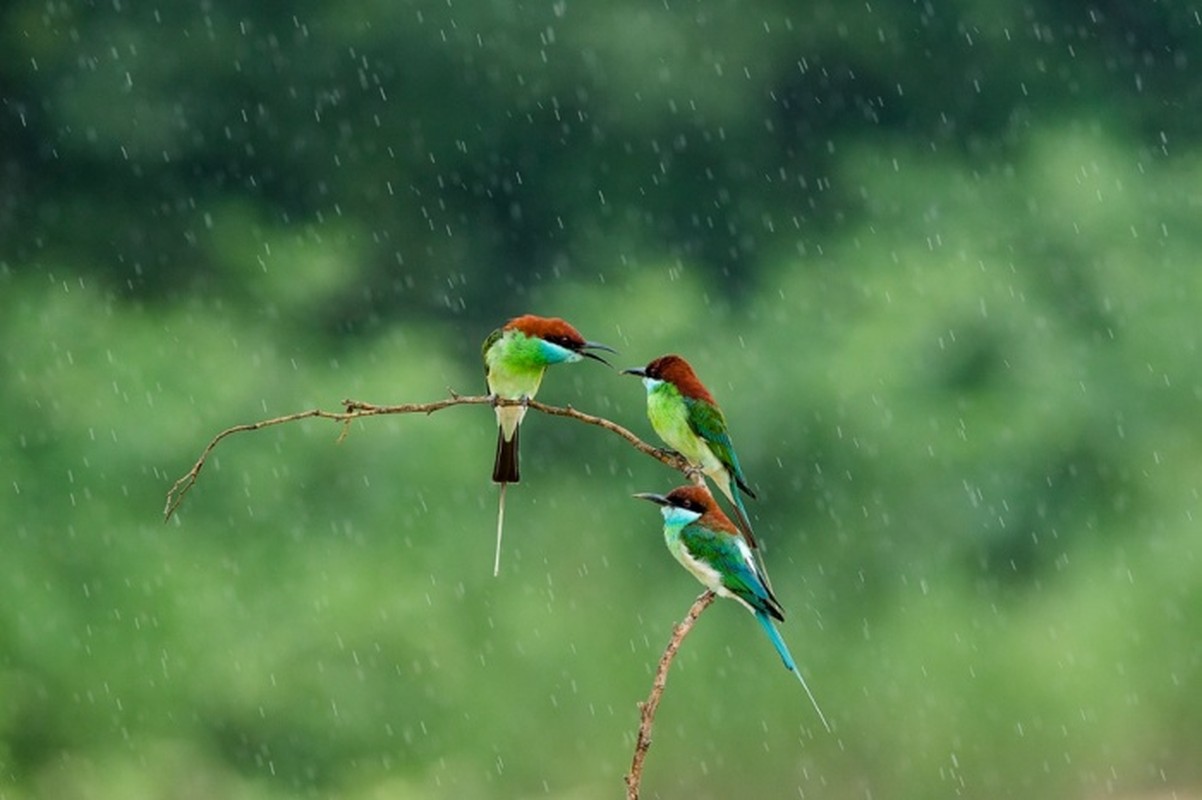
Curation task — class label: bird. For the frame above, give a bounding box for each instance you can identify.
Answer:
[482,314,614,573]
[622,354,759,548]
[635,484,829,731]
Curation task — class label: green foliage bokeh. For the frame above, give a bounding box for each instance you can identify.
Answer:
[2,1,1201,798]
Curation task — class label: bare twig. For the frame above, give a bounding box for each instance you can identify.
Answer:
[625,590,717,800]
[164,393,693,522]
[519,398,690,471]
[164,395,485,521]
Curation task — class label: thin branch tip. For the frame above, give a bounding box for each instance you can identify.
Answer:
[624,590,715,799]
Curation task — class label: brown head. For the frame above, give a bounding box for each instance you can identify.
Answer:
[633,483,740,535]
[623,354,716,403]
[505,315,586,346]
[504,315,616,364]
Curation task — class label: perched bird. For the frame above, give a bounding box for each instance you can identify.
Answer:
[623,354,759,547]
[635,484,829,731]
[482,314,614,573]
[484,314,615,482]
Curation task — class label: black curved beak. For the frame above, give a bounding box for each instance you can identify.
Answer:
[633,492,670,506]
[621,366,647,377]
[579,341,616,367]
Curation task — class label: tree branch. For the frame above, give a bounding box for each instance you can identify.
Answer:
[163,391,718,800]
[163,392,693,522]
[625,590,716,800]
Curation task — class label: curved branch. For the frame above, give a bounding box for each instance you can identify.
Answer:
[625,590,717,800]
[523,398,689,472]
[164,393,692,521]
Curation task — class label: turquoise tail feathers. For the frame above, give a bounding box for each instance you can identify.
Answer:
[754,609,797,671]
[754,611,831,732]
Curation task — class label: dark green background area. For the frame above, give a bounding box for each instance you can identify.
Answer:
[3,2,1200,797]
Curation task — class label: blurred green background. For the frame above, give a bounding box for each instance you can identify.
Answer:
[3,1,1201,798]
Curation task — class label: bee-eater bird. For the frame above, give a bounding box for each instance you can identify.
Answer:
[622,354,759,548]
[482,314,614,573]
[635,484,829,731]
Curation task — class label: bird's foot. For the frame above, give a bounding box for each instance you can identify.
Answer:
[489,394,531,410]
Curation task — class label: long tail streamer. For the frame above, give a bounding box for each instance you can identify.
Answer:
[755,612,832,732]
[493,482,507,577]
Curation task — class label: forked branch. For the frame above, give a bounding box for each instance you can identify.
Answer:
[162,391,714,800]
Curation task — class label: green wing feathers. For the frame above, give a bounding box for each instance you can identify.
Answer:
[684,396,757,499]
[482,327,503,360]
[679,522,781,620]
